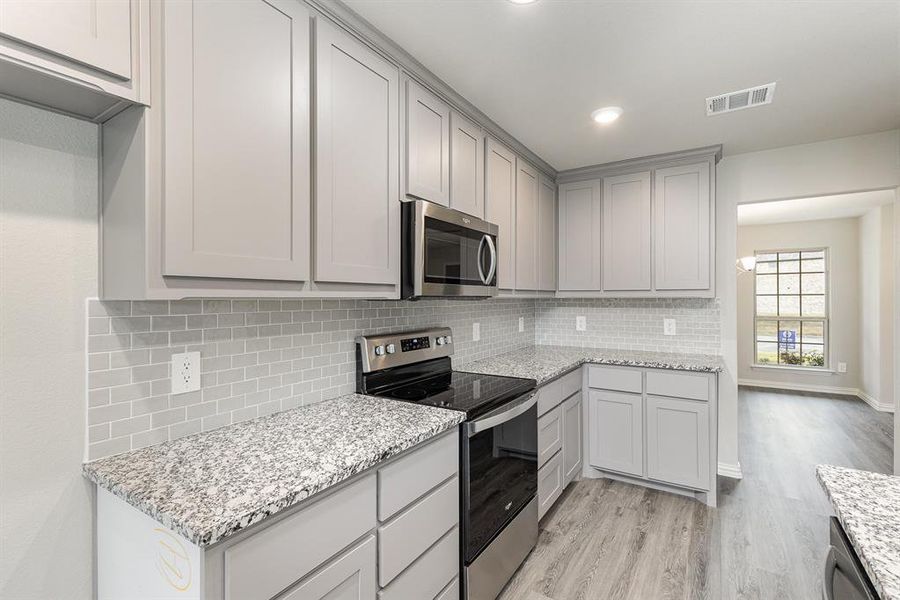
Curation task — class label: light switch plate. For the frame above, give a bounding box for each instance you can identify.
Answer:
[576,316,586,332]
[171,351,201,395]
[518,317,525,333]
[838,362,847,373]
[472,322,481,342]
[664,318,677,336]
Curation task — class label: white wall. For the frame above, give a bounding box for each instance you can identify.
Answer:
[860,208,883,401]
[737,218,860,390]
[717,129,900,478]
[878,203,894,413]
[0,99,98,599]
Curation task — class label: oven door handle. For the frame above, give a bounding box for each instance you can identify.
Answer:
[467,390,538,437]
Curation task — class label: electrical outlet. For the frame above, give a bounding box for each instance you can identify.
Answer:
[518,317,525,333]
[171,351,201,395]
[576,316,586,332]
[838,362,847,373]
[664,318,677,336]
[472,322,481,342]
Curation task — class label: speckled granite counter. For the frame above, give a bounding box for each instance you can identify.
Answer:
[459,345,724,385]
[817,465,900,600]
[83,394,464,547]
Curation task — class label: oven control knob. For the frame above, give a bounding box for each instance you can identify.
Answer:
[436,336,445,346]
[385,344,396,354]
[445,335,452,345]
[374,345,385,356]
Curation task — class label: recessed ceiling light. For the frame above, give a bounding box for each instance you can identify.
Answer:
[507,0,538,4]
[591,106,623,124]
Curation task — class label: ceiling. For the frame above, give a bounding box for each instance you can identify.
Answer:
[737,190,895,226]
[343,0,900,171]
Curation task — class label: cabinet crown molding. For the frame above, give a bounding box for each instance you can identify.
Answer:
[556,145,723,185]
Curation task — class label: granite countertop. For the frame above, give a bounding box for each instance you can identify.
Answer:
[83,394,465,547]
[817,465,900,600]
[459,345,724,385]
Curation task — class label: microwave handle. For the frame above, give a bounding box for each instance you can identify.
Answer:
[477,235,488,284]
[467,390,538,437]
[482,235,497,285]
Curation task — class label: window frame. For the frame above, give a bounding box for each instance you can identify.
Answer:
[752,247,830,370]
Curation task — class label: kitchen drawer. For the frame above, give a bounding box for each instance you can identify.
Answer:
[280,534,376,600]
[225,474,376,600]
[537,449,563,520]
[537,405,563,468]
[378,431,458,521]
[588,365,642,394]
[378,476,459,586]
[537,368,582,416]
[434,577,459,600]
[378,527,459,600]
[645,370,709,401]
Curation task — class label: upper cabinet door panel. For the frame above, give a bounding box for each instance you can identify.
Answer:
[485,138,516,290]
[558,180,601,291]
[449,110,484,218]
[538,175,556,292]
[654,162,711,290]
[162,0,310,281]
[315,18,399,285]
[602,171,651,291]
[0,0,132,79]
[405,79,450,205]
[515,159,539,291]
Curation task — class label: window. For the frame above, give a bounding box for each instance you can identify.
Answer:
[754,249,828,368]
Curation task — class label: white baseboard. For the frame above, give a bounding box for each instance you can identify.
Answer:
[717,461,743,479]
[738,378,895,413]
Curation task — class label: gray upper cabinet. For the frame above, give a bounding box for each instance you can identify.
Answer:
[449,110,484,218]
[645,395,710,491]
[602,171,651,291]
[0,0,148,120]
[405,79,450,206]
[557,180,602,291]
[515,159,539,291]
[538,175,557,292]
[653,162,711,291]
[315,17,399,285]
[485,138,517,290]
[588,389,643,477]
[162,0,310,282]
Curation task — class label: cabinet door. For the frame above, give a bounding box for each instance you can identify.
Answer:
[162,0,310,281]
[0,0,132,79]
[562,392,583,484]
[646,396,710,490]
[315,18,400,285]
[515,159,539,290]
[405,79,450,205]
[602,171,651,291]
[281,535,376,600]
[538,175,557,291]
[449,110,484,218]
[537,405,562,468]
[557,180,602,291]
[653,162,711,290]
[588,389,643,477]
[485,138,516,290]
[537,449,563,520]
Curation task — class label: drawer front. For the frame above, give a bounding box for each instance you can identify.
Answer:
[225,475,376,600]
[378,476,459,586]
[378,431,458,521]
[537,405,563,467]
[378,527,459,600]
[645,370,709,401]
[281,535,376,600]
[537,449,563,520]
[434,577,459,600]
[537,368,582,416]
[588,365,642,394]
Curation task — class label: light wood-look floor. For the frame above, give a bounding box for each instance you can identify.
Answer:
[498,387,894,600]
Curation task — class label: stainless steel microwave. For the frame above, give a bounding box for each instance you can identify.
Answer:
[401,200,499,299]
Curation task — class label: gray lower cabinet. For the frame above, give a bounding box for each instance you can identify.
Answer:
[587,389,644,477]
[562,391,583,484]
[537,448,564,520]
[536,373,583,519]
[281,536,377,600]
[645,396,710,490]
[537,405,563,467]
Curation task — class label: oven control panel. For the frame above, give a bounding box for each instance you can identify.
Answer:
[356,327,453,373]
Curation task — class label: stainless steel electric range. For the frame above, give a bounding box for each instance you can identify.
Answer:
[356,327,538,600]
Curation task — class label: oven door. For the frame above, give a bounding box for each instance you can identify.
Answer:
[462,391,538,565]
[403,200,499,298]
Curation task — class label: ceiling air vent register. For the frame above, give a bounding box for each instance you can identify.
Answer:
[706,82,776,116]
